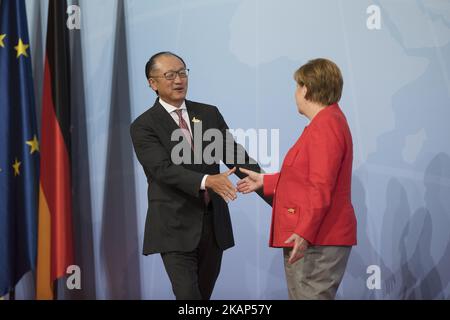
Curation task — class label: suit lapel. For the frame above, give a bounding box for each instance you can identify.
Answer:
[152,99,188,157]
[186,100,204,151]
[153,99,203,163]
[153,99,179,133]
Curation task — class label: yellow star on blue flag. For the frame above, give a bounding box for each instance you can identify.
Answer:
[26,135,40,154]
[14,38,29,58]
[0,34,6,48]
[12,158,21,176]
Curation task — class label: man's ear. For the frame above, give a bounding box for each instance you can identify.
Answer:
[148,78,157,91]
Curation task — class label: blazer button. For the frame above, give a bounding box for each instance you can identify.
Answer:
[287,208,295,214]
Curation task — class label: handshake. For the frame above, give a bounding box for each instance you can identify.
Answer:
[205,167,263,202]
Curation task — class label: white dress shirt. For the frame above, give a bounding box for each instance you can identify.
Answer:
[159,98,208,190]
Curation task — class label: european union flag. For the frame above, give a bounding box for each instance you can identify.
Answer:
[0,0,39,296]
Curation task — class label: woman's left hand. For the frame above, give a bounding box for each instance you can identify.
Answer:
[285,233,310,264]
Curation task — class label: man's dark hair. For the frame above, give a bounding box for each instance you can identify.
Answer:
[145,51,186,79]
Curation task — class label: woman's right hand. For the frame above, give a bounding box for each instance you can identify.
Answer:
[237,168,264,194]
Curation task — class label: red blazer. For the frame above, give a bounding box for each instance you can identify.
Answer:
[263,104,357,247]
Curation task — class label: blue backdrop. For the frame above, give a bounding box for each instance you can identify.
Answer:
[14,0,450,299]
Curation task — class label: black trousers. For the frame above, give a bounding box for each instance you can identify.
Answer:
[161,205,223,300]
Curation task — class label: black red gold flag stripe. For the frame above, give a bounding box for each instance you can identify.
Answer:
[36,0,74,300]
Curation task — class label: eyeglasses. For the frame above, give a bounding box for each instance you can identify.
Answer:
[150,68,189,80]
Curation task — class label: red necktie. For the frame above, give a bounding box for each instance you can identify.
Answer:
[175,109,193,147]
[175,109,210,206]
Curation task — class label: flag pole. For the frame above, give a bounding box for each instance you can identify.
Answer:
[9,288,15,300]
[53,280,58,300]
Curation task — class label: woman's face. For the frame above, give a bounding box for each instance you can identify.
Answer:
[295,84,306,115]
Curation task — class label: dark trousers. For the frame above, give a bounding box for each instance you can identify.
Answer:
[161,206,223,300]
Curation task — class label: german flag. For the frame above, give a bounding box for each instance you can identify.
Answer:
[36,0,74,300]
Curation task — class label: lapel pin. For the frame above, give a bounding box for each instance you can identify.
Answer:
[192,117,201,123]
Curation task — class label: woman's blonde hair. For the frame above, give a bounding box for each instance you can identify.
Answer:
[294,58,343,106]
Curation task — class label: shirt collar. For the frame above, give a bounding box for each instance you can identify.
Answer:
[159,98,186,114]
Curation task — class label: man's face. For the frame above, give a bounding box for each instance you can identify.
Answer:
[148,55,188,107]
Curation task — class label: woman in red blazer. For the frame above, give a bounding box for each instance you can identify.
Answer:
[237,58,357,299]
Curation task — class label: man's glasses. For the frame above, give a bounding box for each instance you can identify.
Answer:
[150,68,189,81]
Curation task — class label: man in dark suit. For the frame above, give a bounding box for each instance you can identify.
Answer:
[130,51,264,300]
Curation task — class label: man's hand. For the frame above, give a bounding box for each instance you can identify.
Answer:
[285,233,309,264]
[236,168,263,194]
[205,167,237,202]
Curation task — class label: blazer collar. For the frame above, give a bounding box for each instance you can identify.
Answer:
[310,103,340,124]
[153,98,179,133]
[153,98,204,151]
[185,100,203,146]
[154,98,200,127]
[158,98,187,114]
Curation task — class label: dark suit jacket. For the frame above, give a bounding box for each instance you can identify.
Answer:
[130,99,264,255]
